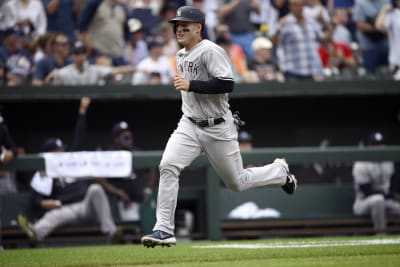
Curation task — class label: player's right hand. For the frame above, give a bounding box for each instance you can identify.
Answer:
[173,75,190,91]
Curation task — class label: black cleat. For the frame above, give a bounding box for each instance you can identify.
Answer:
[282,174,297,194]
[141,230,176,248]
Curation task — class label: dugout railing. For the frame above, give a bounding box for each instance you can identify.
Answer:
[1,146,400,245]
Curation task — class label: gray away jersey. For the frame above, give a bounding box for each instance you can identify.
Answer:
[176,39,234,119]
[352,161,394,200]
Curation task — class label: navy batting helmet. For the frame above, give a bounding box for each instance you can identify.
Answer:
[168,6,205,27]
[366,131,385,146]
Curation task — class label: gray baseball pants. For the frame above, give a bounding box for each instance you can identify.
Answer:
[353,194,400,232]
[153,114,287,234]
[33,183,117,240]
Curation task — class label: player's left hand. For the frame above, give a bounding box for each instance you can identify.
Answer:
[173,75,190,91]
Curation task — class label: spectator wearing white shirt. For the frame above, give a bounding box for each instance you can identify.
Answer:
[4,0,47,39]
[47,42,138,86]
[131,36,175,85]
[375,0,400,80]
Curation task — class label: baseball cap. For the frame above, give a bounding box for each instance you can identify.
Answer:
[251,37,273,51]
[71,41,87,54]
[238,131,252,143]
[127,18,142,33]
[42,138,66,152]
[112,121,131,137]
[366,131,385,146]
[3,28,24,39]
[168,6,205,26]
[146,36,164,50]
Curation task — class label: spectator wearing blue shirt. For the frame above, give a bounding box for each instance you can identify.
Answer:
[42,0,82,44]
[353,0,390,74]
[31,32,71,86]
[0,29,33,86]
[217,0,261,60]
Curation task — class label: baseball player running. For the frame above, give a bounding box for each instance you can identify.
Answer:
[141,6,297,248]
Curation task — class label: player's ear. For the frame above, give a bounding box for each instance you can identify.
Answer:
[196,23,202,34]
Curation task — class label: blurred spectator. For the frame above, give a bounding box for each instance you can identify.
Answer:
[217,0,261,59]
[125,0,163,16]
[4,0,47,40]
[247,36,284,82]
[0,29,34,86]
[318,34,357,78]
[260,0,280,39]
[238,130,257,168]
[353,0,390,75]
[131,36,175,85]
[42,0,82,44]
[17,97,122,244]
[0,107,19,194]
[214,23,259,82]
[31,32,71,86]
[266,0,289,38]
[98,120,156,222]
[158,21,179,58]
[272,0,324,81]
[327,0,354,11]
[303,0,331,31]
[331,7,353,47]
[76,0,130,66]
[238,130,253,152]
[158,1,178,22]
[124,18,149,67]
[0,0,15,42]
[271,0,290,18]
[128,0,161,36]
[250,0,272,33]
[216,34,259,83]
[375,1,400,80]
[33,31,56,63]
[195,0,219,41]
[352,131,400,234]
[46,41,139,86]
[190,0,210,40]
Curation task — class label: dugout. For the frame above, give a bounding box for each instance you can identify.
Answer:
[1,79,400,246]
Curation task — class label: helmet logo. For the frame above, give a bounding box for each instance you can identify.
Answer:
[177,9,182,16]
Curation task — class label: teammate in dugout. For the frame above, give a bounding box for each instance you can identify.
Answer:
[141,6,297,248]
[352,131,400,234]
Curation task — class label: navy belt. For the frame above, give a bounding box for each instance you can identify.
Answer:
[188,117,225,127]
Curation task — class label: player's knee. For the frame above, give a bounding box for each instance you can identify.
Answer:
[369,194,385,206]
[87,183,105,197]
[159,161,181,178]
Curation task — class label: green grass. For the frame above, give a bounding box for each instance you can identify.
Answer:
[1,235,400,267]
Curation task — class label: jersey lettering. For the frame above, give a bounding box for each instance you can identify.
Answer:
[178,60,199,76]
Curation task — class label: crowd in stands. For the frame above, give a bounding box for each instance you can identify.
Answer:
[0,0,399,87]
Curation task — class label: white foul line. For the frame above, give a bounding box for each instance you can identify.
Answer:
[192,238,400,249]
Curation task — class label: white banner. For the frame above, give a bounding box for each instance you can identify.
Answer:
[42,151,132,178]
